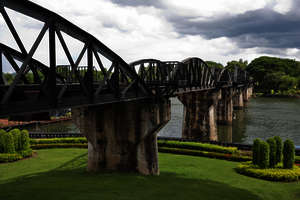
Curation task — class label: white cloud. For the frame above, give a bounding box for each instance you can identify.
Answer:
[273,0,293,14]
[0,0,300,73]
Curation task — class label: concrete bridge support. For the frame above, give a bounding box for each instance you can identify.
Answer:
[72,99,171,175]
[178,90,220,141]
[217,88,233,125]
[233,89,244,110]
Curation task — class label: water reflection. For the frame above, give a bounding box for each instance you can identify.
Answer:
[159,97,300,145]
[26,120,80,133]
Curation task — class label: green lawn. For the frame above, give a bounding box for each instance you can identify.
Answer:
[0,149,299,200]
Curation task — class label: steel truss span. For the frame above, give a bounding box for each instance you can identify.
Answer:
[0,0,252,117]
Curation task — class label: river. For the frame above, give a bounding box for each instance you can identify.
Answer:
[28,97,300,145]
[159,97,300,145]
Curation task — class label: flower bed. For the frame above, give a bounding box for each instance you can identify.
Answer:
[0,148,33,163]
[158,140,238,154]
[236,161,300,182]
[158,147,250,162]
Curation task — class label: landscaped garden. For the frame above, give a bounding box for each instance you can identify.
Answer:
[1,130,300,199]
[1,148,300,200]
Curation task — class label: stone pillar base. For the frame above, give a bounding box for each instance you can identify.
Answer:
[217,88,233,125]
[233,90,244,110]
[72,99,171,175]
[178,90,220,141]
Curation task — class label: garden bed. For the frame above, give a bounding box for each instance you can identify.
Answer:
[236,161,300,182]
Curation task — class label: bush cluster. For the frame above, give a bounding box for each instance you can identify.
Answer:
[0,129,31,154]
[252,137,295,169]
[158,140,238,154]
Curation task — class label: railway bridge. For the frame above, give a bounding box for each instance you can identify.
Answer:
[0,0,253,175]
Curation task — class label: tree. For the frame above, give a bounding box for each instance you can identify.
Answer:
[247,56,300,94]
[205,61,224,69]
[226,59,248,71]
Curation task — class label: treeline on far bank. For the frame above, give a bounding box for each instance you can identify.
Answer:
[207,56,300,97]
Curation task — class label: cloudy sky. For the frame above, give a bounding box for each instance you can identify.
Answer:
[1,0,300,71]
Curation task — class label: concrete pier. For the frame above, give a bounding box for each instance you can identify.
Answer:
[72,99,170,175]
[178,90,220,141]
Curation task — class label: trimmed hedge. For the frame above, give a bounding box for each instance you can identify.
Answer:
[274,136,282,164]
[10,129,21,151]
[30,137,87,145]
[252,139,261,165]
[31,143,87,149]
[259,141,269,169]
[283,139,295,169]
[20,130,30,150]
[236,162,300,182]
[267,138,277,168]
[158,140,238,154]
[158,147,251,162]
[0,130,15,153]
[0,149,33,163]
[0,153,22,163]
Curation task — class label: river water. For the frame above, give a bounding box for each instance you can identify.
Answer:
[28,97,300,145]
[158,97,300,145]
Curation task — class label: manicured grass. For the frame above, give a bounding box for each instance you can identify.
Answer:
[0,149,299,200]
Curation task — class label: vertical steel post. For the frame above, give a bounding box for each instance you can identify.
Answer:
[87,45,94,101]
[49,22,57,105]
[0,49,4,84]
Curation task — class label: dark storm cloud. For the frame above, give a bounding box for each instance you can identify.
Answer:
[171,7,300,49]
[110,0,300,52]
[110,0,164,8]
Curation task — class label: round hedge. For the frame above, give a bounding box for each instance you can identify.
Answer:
[267,138,277,168]
[236,162,300,182]
[252,138,261,165]
[274,136,282,164]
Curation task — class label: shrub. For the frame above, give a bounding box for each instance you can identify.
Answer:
[20,130,30,150]
[267,138,277,168]
[1,131,15,153]
[236,162,300,182]
[283,139,295,169]
[259,141,269,169]
[252,138,261,165]
[10,129,21,151]
[0,129,6,152]
[274,136,282,164]
[157,140,238,154]
[18,148,33,158]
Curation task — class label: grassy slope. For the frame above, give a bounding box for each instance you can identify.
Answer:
[0,149,299,200]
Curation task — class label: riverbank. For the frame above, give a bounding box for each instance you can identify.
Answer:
[0,117,72,129]
[255,92,300,98]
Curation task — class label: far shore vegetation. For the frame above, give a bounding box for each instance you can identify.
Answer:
[207,56,300,98]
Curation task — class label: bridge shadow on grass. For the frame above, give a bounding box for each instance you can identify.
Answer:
[0,152,261,200]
